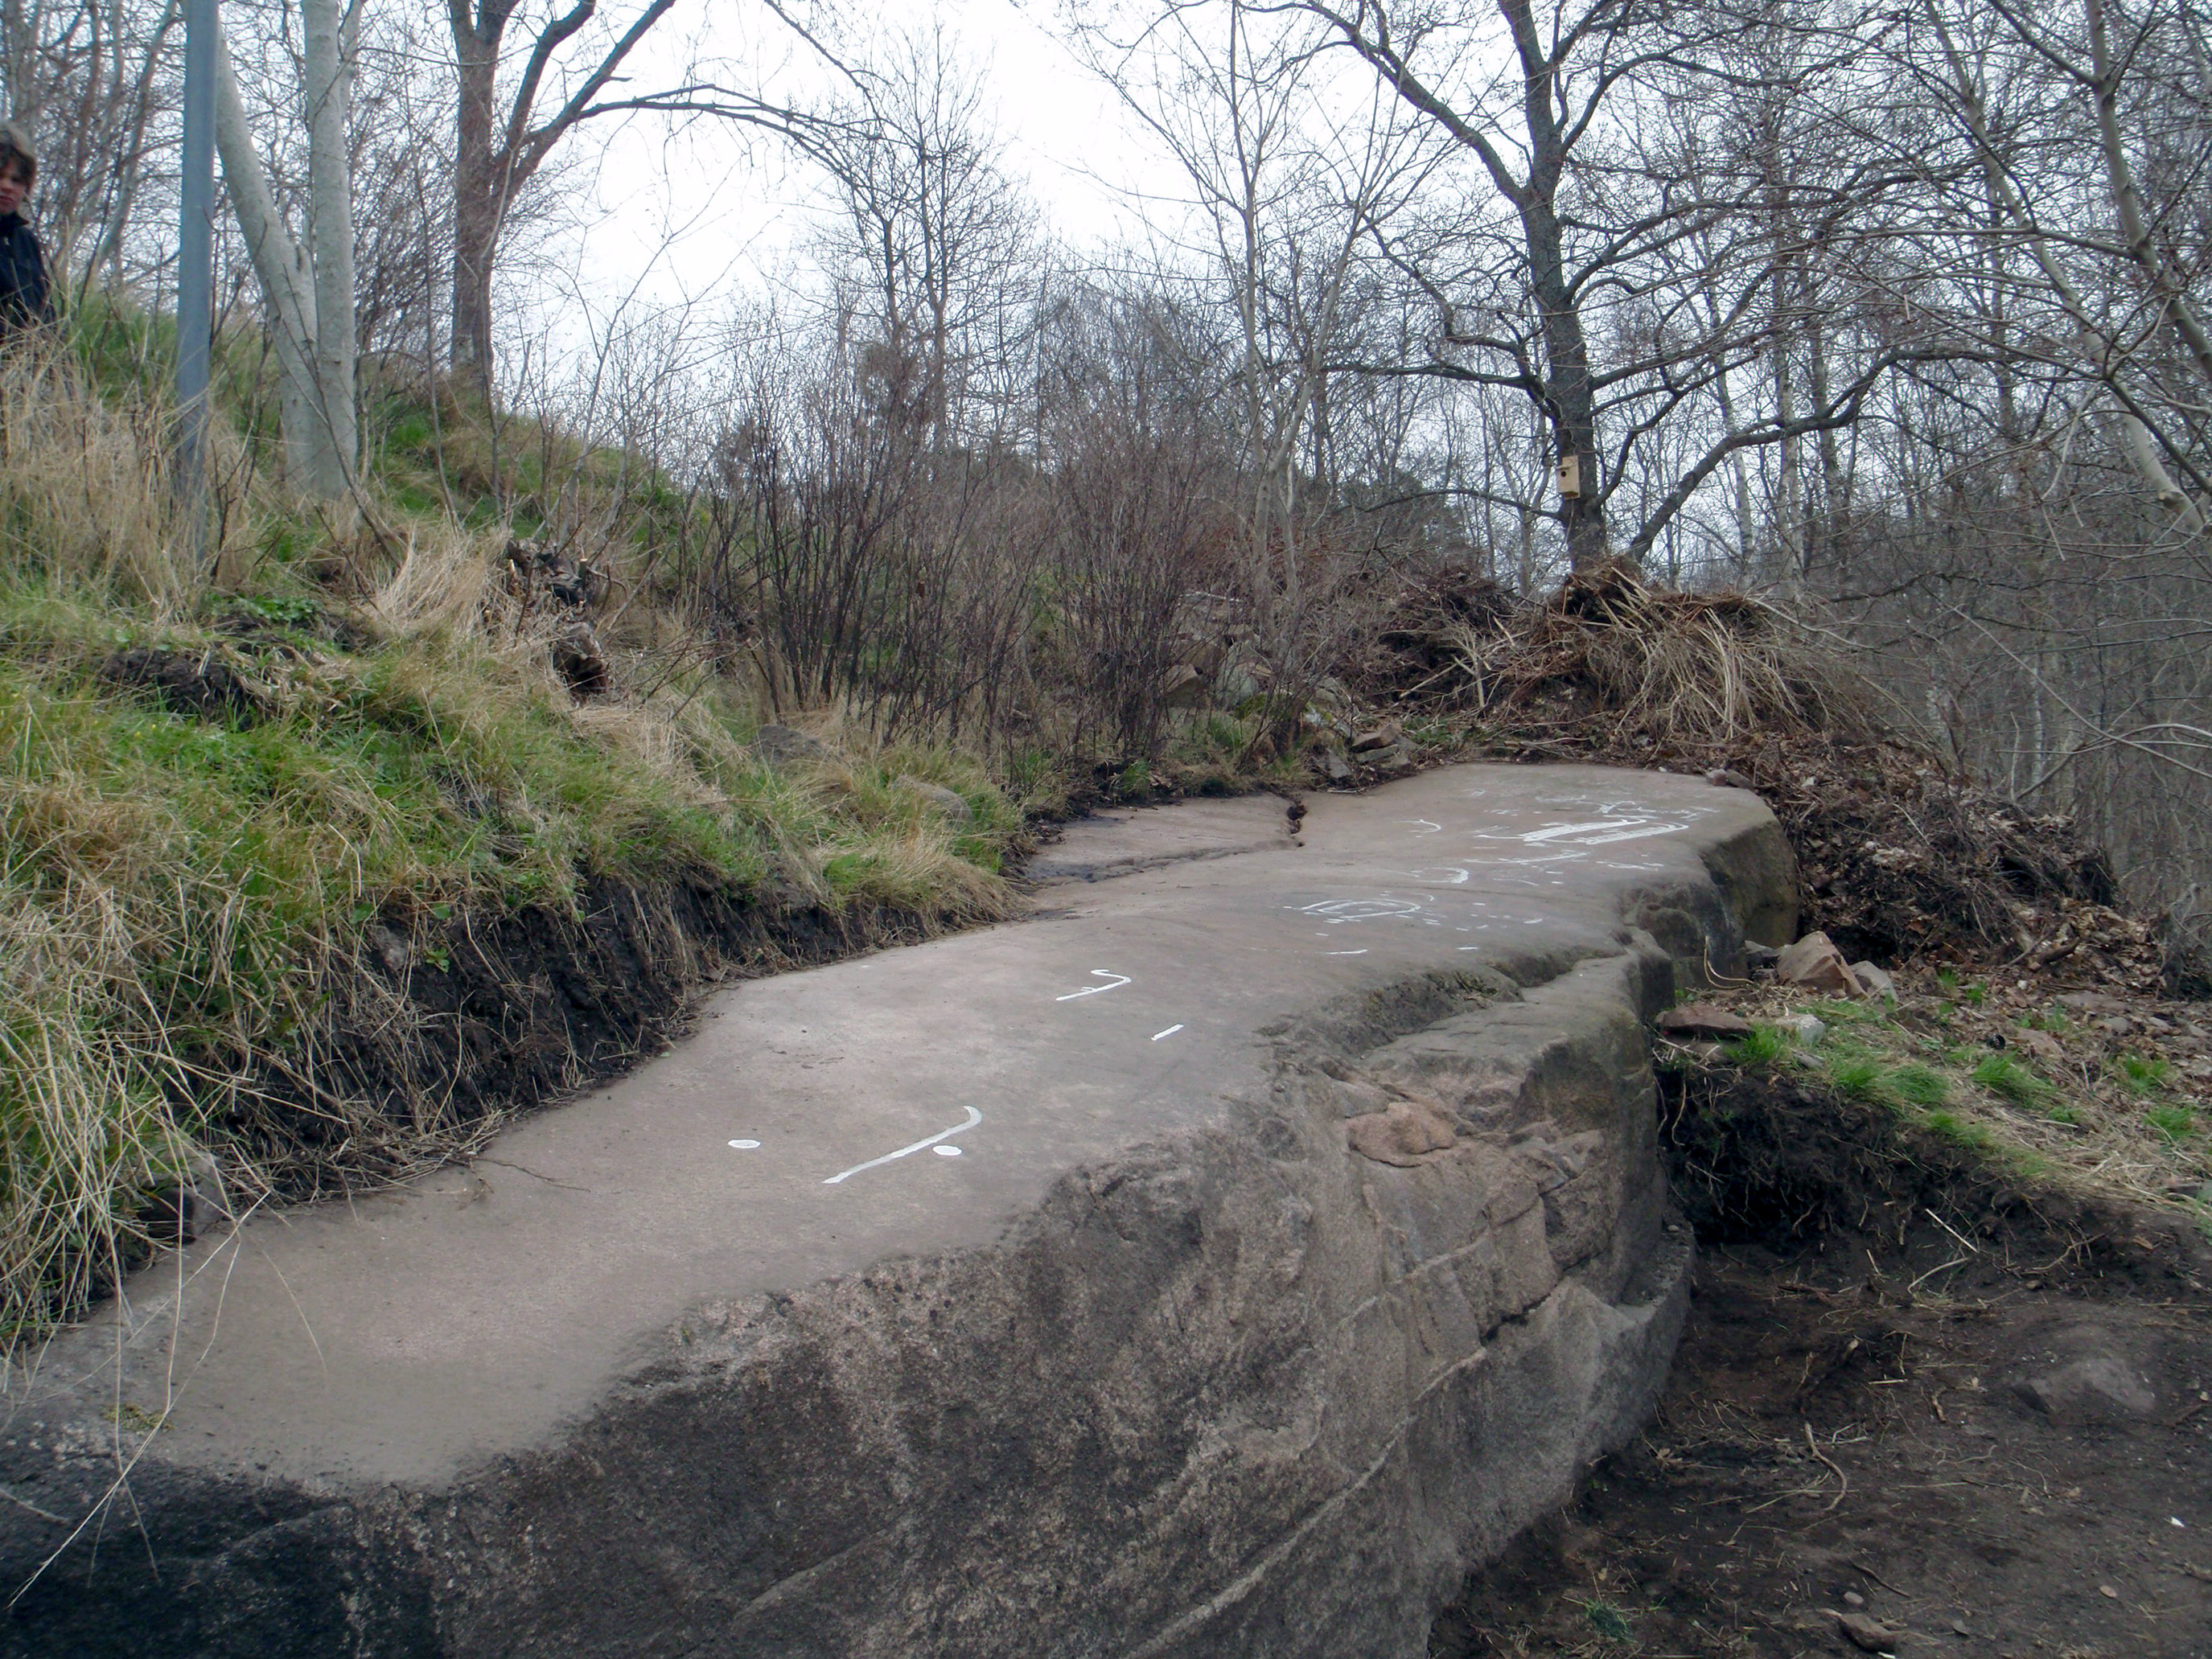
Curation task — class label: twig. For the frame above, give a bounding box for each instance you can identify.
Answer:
[1806,1421,1849,1513]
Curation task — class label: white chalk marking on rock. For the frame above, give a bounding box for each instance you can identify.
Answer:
[1293,897,1424,923]
[1325,949,1368,956]
[1568,821,1691,845]
[1150,1025,1184,1041]
[1404,819,1443,835]
[824,1105,985,1185]
[727,1139,762,1150]
[1517,817,1660,844]
[1055,969,1132,1001]
[933,1144,963,1157]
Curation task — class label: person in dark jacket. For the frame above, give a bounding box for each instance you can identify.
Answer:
[0,122,51,333]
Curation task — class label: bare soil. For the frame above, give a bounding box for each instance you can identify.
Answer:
[1432,1070,2212,1659]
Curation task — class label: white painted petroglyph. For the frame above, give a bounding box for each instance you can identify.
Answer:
[1290,897,1425,923]
[1325,949,1368,956]
[932,1145,963,1157]
[1512,817,1690,846]
[1405,819,1443,836]
[1150,1025,1184,1041]
[824,1105,985,1185]
[1055,969,1132,1001]
[727,1139,761,1150]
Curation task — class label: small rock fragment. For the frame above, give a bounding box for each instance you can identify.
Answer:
[1826,1608,1902,1652]
[1656,1003,1754,1039]
[1351,719,1404,753]
[1704,767,1754,789]
[2014,1353,2156,1422]
[1777,931,1861,997]
[1778,1013,1828,1045]
[2057,990,2126,1014]
[895,775,974,826]
[752,724,832,766]
[1849,961,1897,1000]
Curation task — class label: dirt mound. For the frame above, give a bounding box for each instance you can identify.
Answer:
[1431,1066,2212,1658]
[1354,563,2202,994]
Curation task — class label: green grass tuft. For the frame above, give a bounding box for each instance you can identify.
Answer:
[1887,1063,1950,1107]
[1924,1109,2000,1154]
[1576,1599,1634,1641]
[2119,1052,2175,1096]
[1724,1024,1792,1066]
[2148,1103,2198,1142]
[1972,1050,2054,1109]
[1824,1053,1887,1100]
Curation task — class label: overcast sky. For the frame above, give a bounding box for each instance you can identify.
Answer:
[528,0,1165,343]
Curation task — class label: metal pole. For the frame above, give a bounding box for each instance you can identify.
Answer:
[176,0,217,563]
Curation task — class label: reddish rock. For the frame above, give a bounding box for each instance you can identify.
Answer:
[1776,930,1860,996]
[1655,1004,1754,1039]
[1346,1102,1457,1165]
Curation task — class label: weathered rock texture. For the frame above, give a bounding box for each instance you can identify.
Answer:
[0,766,1789,1657]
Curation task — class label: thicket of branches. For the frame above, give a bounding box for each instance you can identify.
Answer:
[13,0,2212,936]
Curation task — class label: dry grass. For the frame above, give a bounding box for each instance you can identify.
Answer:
[0,346,250,613]
[1446,560,1889,751]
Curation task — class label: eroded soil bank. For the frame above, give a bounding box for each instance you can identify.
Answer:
[1433,1068,2212,1658]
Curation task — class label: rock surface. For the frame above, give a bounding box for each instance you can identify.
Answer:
[1777,929,1860,996]
[0,765,1795,1658]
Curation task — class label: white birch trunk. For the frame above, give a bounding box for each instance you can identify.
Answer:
[302,0,356,499]
[212,28,321,488]
[211,8,356,501]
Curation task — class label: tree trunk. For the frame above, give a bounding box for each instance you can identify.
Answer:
[1501,0,1606,570]
[212,28,323,489]
[212,10,354,500]
[450,17,500,384]
[303,0,357,498]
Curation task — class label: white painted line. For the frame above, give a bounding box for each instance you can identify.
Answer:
[727,1139,761,1149]
[1150,1025,1184,1041]
[933,1144,963,1157]
[824,1105,985,1185]
[1325,949,1367,956]
[1055,969,1132,1001]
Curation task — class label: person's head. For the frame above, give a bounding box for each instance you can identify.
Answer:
[0,124,36,217]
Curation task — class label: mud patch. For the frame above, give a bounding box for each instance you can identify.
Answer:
[1431,1067,2212,1657]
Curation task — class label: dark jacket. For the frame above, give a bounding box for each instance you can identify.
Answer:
[0,211,50,331]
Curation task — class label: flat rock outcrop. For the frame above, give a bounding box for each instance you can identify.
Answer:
[0,765,1793,1657]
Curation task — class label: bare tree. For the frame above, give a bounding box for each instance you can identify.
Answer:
[808,26,1043,449]
[445,0,840,384]
[1293,0,1933,570]
[212,0,357,499]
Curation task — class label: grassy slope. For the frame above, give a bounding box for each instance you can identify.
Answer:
[1674,971,2212,1226]
[0,322,1026,1352]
